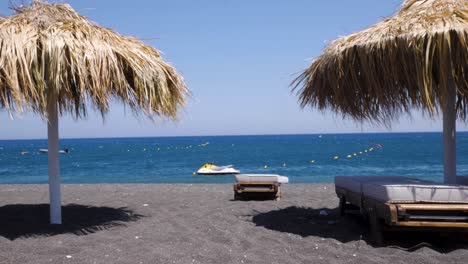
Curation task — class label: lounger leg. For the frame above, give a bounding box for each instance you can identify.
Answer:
[369,209,384,246]
[233,184,240,200]
[275,187,281,201]
[339,196,346,216]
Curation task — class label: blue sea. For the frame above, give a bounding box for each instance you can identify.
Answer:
[0,133,467,184]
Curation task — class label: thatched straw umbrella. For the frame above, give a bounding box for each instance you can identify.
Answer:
[0,1,188,224]
[293,0,467,184]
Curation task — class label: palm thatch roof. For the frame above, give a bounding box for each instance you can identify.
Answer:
[293,0,467,122]
[0,0,188,120]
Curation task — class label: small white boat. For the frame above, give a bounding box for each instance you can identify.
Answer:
[39,148,70,154]
[197,163,240,175]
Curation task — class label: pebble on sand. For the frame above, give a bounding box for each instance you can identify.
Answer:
[319,210,328,216]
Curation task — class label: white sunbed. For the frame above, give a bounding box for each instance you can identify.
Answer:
[235,174,289,184]
[335,176,468,245]
[335,175,468,205]
[335,176,430,211]
[234,174,289,200]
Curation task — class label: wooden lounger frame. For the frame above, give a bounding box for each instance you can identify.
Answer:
[233,182,281,201]
[336,187,468,245]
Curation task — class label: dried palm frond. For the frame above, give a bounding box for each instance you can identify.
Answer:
[292,0,468,123]
[0,0,188,120]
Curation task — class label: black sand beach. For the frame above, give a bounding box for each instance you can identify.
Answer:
[0,184,467,264]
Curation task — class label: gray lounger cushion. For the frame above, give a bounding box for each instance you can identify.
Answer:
[236,174,289,184]
[362,182,468,204]
[335,176,429,193]
[335,176,468,204]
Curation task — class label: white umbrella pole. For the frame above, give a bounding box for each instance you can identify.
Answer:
[47,99,62,224]
[443,74,457,184]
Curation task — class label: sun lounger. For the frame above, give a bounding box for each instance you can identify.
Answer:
[335,176,468,245]
[233,174,289,201]
[335,176,431,213]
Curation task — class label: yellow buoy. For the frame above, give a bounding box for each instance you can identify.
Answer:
[353,153,357,156]
[333,156,339,160]
[359,151,362,154]
[192,172,196,175]
[347,155,352,158]
[364,150,368,153]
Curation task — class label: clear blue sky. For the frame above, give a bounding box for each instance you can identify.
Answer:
[1,0,466,139]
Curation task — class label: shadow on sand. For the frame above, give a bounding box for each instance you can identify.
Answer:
[252,206,468,253]
[0,203,143,240]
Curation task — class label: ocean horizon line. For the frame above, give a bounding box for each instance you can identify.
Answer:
[1,130,468,142]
